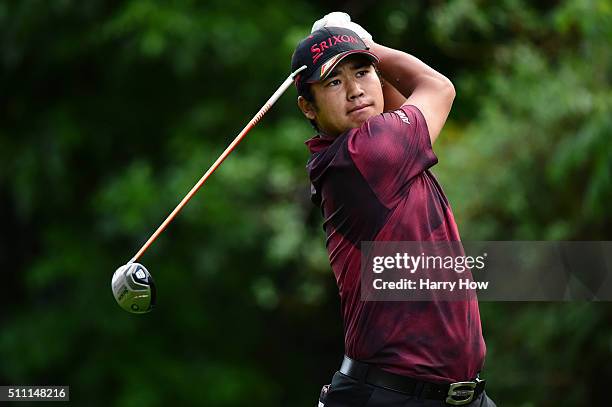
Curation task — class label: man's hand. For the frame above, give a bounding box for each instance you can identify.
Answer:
[311,12,373,41]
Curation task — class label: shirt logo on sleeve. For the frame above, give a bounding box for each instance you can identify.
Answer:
[394,109,411,124]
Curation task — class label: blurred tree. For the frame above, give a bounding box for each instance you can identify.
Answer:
[430,1,612,405]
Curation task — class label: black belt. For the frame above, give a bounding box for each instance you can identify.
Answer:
[339,356,485,406]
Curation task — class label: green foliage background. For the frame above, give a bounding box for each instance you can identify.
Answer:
[1,0,610,406]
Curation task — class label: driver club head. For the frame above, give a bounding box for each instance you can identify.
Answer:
[112,262,156,314]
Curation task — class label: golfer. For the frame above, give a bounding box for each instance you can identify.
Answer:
[291,13,496,407]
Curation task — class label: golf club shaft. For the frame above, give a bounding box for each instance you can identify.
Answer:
[129,65,307,264]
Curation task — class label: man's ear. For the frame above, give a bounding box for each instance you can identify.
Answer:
[298,96,317,121]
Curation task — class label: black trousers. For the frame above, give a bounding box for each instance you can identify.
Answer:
[318,371,497,407]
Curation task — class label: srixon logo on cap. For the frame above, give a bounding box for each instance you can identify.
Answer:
[311,35,359,63]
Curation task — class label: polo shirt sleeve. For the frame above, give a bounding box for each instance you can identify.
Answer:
[346,105,438,207]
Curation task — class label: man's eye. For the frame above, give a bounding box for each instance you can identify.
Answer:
[326,79,341,87]
[356,70,369,77]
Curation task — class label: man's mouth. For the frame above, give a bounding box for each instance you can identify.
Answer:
[348,104,372,114]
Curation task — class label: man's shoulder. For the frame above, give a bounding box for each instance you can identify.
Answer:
[375,105,424,127]
[351,105,422,139]
[390,107,412,125]
[345,106,421,152]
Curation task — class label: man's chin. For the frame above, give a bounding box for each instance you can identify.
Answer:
[347,108,378,126]
[350,114,375,128]
[333,113,378,134]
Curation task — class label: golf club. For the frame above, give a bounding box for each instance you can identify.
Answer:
[112,65,307,314]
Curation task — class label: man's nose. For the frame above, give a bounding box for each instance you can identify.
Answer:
[346,79,364,100]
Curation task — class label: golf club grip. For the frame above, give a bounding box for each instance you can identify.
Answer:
[129,66,307,264]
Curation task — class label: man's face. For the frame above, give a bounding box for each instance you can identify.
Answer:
[298,55,384,137]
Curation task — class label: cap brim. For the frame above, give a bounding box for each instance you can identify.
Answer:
[305,50,380,83]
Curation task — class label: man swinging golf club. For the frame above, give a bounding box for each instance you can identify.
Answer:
[292,13,496,406]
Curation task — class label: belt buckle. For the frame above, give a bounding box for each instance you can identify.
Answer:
[445,380,477,405]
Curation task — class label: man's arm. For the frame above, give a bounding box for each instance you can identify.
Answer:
[366,41,456,145]
[381,79,408,113]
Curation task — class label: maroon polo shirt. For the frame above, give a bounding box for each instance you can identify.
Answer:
[305,105,486,383]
